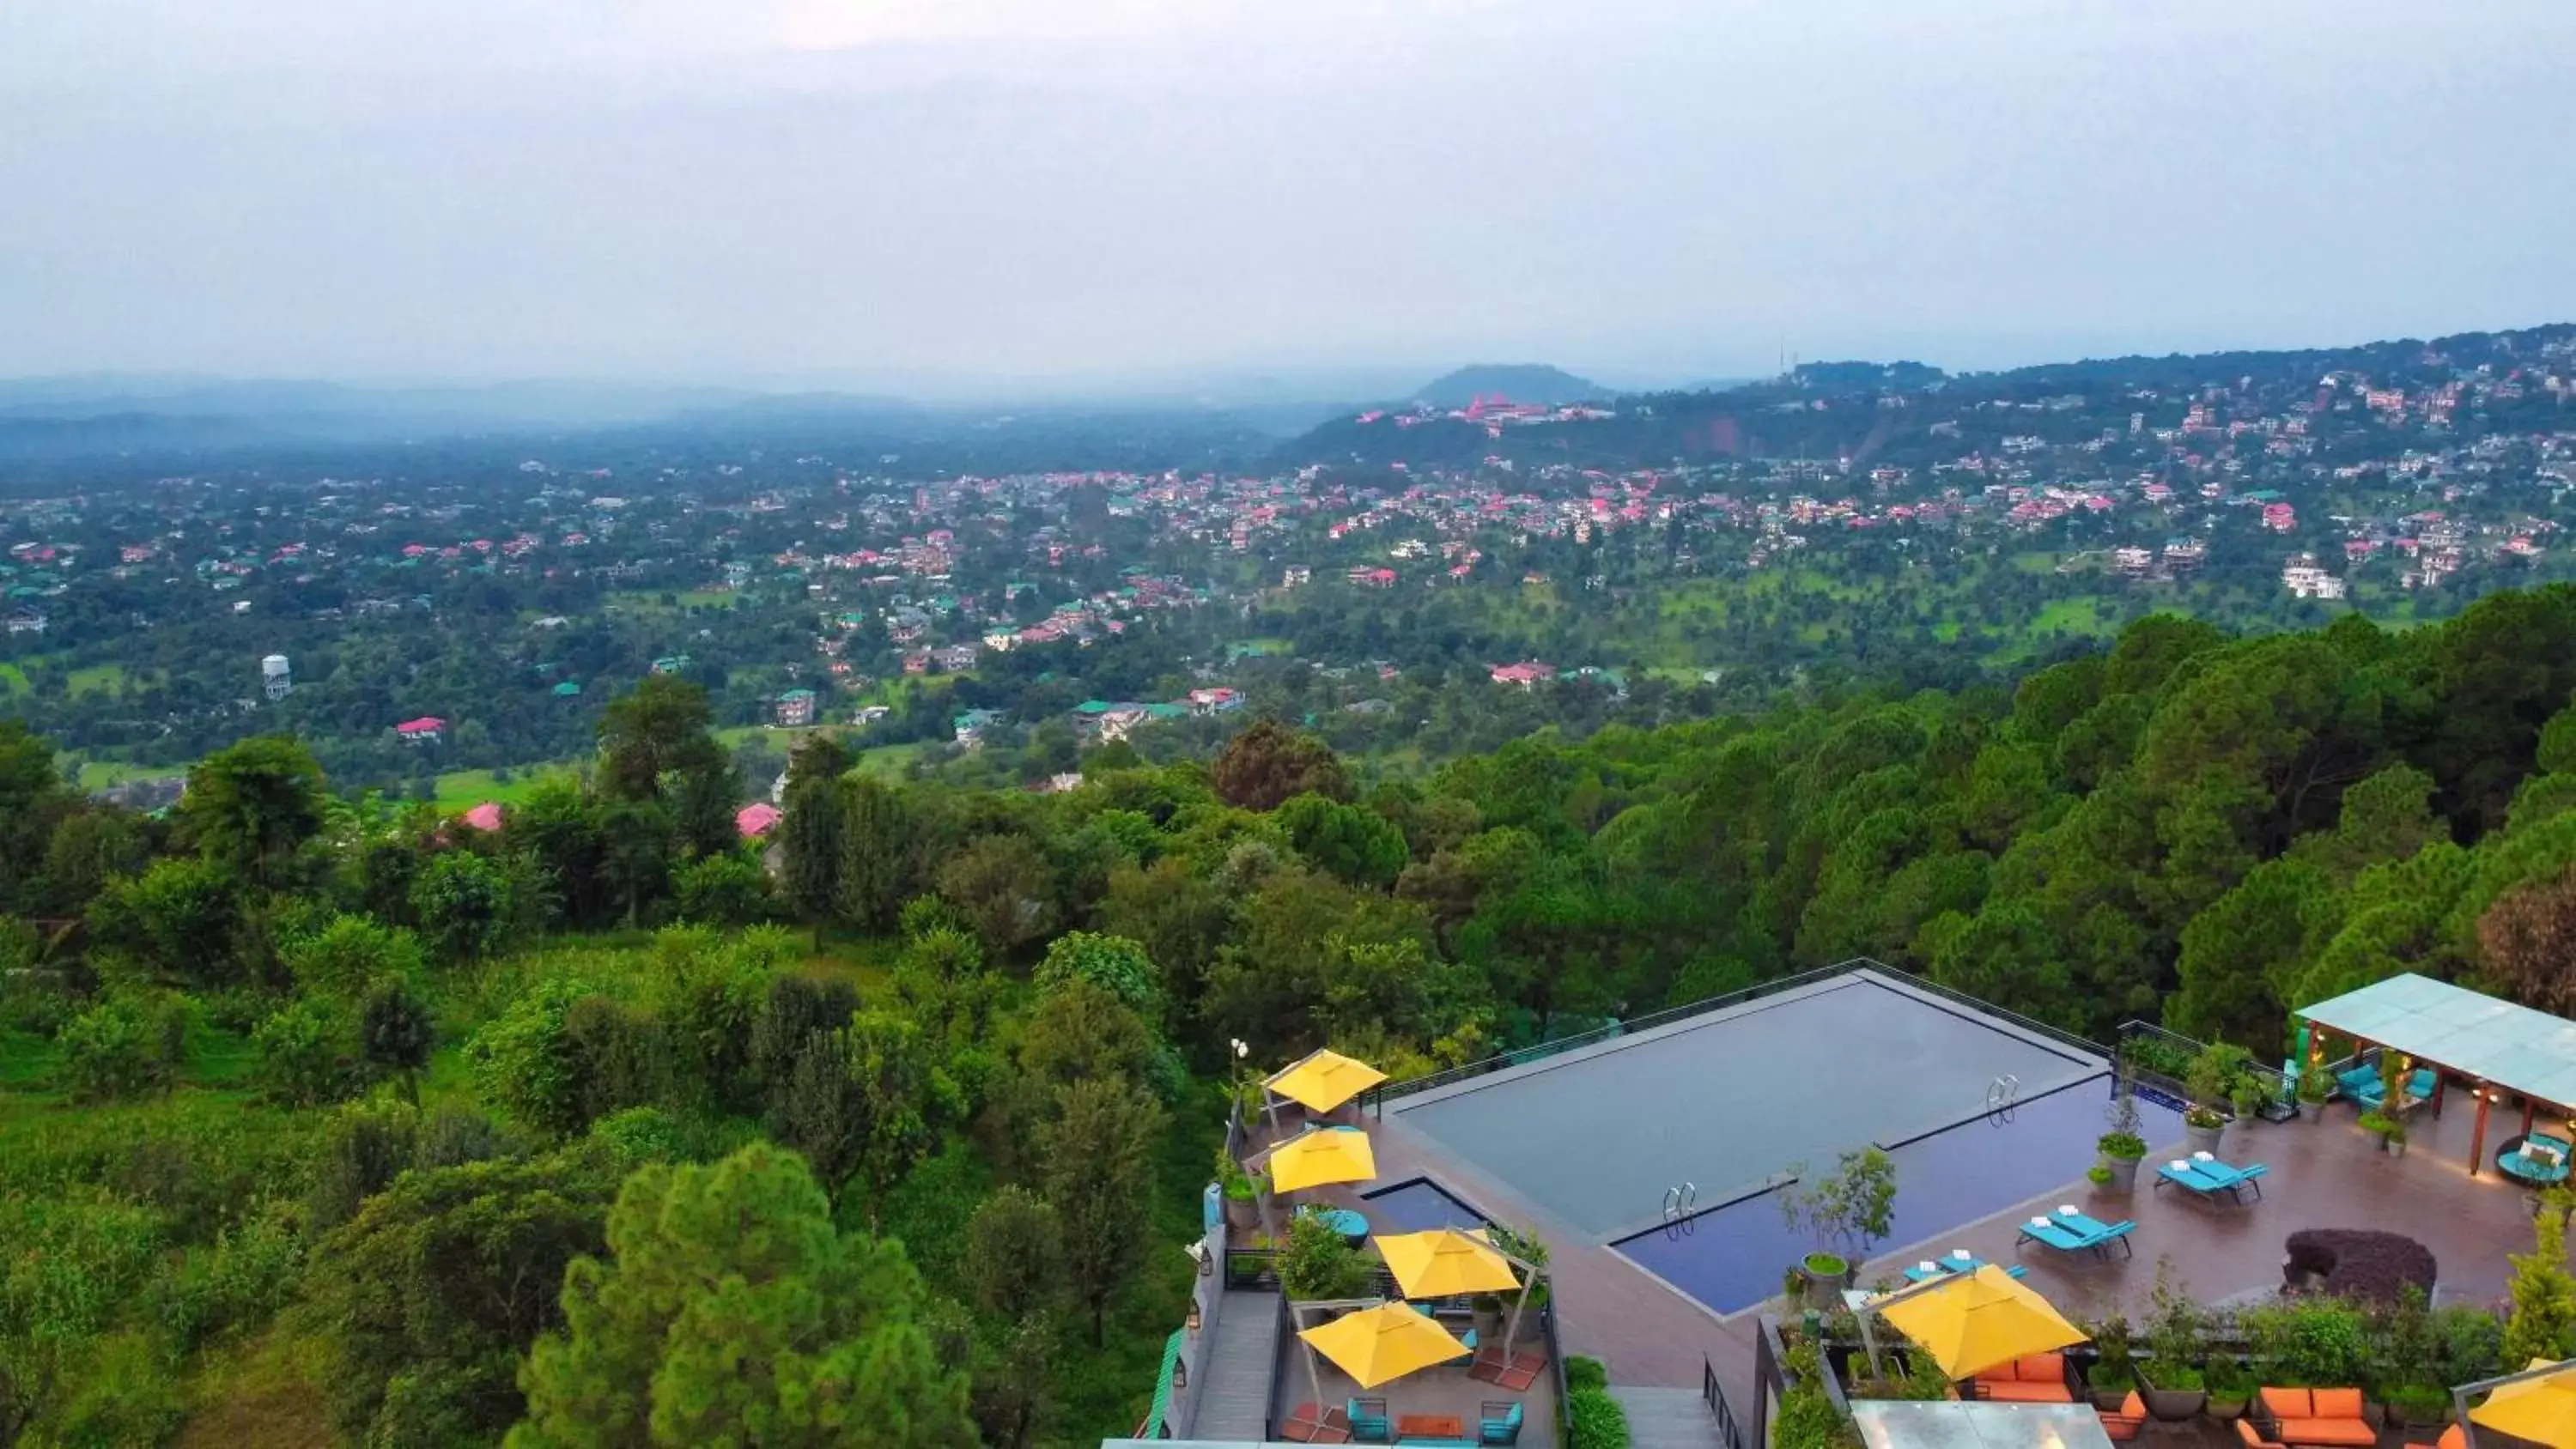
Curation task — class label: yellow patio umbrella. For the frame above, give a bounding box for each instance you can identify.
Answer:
[2473,1359,2576,1448]
[1268,1049,1388,1114]
[1873,1264,2087,1379]
[1265,1127,1376,1194]
[1376,1228,1521,1300]
[1299,1302,1473,1389]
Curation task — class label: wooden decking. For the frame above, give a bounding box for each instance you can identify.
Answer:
[1193,1288,1283,1441]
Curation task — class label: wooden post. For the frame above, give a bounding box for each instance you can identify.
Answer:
[2524,1100,2537,1137]
[2471,1085,2493,1177]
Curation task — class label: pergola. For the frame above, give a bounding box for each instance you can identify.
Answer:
[2293,973,2576,1178]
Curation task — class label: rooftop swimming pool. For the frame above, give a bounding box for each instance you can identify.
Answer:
[1389,969,2102,1237]
[1611,1076,2184,1314]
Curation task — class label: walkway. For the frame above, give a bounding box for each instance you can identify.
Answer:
[1193,1288,1281,1441]
[1607,1385,1728,1449]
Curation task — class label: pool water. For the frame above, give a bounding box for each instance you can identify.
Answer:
[1611,1076,2184,1315]
[1363,1176,1493,1234]
[1391,971,2099,1236]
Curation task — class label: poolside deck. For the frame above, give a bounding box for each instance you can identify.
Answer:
[1251,1086,2576,1415]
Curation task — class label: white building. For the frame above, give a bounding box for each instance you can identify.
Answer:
[2281,555,2348,601]
[261,653,292,700]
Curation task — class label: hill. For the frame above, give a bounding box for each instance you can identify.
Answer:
[1409,363,1606,407]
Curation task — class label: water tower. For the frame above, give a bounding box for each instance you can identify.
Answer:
[261,654,292,700]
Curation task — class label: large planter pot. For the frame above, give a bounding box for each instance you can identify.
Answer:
[1798,1255,1850,1311]
[2184,1120,2226,1155]
[2100,1156,2142,1193]
[2206,1396,2249,1422]
[2136,1367,2208,1422]
[1223,1191,1259,1230]
[2389,1137,2409,1159]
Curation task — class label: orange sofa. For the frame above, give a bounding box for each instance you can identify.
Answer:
[2254,1387,2375,1448]
[2406,1427,2464,1449]
[1971,1353,2074,1404]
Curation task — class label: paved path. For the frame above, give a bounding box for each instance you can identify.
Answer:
[1193,1288,1281,1442]
[1608,1385,1728,1449]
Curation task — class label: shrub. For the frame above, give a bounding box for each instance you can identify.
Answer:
[2282,1228,2438,1305]
[250,996,363,1107]
[2244,1296,2370,1385]
[1567,1385,1631,1449]
[671,852,776,926]
[55,995,185,1102]
[1565,1355,1608,1393]
[2506,1190,2576,1367]
[307,1100,422,1232]
[149,1200,304,1352]
[1279,1209,1373,1301]
[41,1331,185,1448]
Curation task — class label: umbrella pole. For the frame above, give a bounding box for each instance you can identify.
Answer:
[1298,1303,1328,1422]
[1504,1272,1531,1355]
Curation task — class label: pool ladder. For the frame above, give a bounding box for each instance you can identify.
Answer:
[1985,1074,2021,1111]
[1662,1180,1698,1224]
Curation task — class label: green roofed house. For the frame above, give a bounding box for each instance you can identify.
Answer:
[776,688,818,727]
[552,680,582,698]
[651,654,692,676]
[1075,700,1115,716]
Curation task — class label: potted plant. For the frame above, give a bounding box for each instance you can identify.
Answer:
[2097,1132,2148,1193]
[1779,1148,1899,1310]
[2185,1043,2248,1155]
[2359,1111,2397,1153]
[2384,1115,2409,1159]
[2097,1075,2148,1192]
[2230,1073,2268,1141]
[2085,1314,2139,1412]
[2204,1357,2255,1421]
[1216,1145,1261,1228]
[2296,1064,2331,1122]
[2136,1259,2209,1421]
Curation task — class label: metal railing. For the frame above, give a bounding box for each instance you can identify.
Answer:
[2116,1019,2298,1119]
[1704,1355,1747,1449]
[1367,963,1856,1114]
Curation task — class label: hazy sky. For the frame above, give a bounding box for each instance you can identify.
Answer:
[4,0,2573,393]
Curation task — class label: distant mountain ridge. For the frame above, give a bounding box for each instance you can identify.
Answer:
[1409,364,1607,407]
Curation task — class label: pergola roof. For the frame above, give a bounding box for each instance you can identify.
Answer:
[2299,973,2576,1110]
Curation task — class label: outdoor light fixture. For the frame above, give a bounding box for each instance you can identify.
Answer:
[1171,1358,1188,1393]
[1187,1300,1202,1334]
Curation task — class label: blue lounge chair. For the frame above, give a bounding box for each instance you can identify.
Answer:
[1902,1253,2029,1282]
[2504,1133,2573,1186]
[1479,1401,1525,1446]
[2018,1210,2135,1258]
[1347,1396,1391,1443]
[2154,1157,2268,1203]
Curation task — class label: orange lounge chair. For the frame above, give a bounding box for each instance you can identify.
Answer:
[2098,1391,2147,1443]
[2256,1387,2375,1448]
[1971,1353,2075,1404]
[2406,1428,2465,1449]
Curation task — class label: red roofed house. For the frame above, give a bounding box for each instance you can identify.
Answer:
[736,803,784,840]
[395,717,445,743]
[1490,662,1557,688]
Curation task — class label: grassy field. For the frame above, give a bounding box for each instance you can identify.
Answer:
[0,661,27,694]
[430,766,580,811]
[855,741,928,777]
[66,662,132,695]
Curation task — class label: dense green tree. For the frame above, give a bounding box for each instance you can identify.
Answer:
[361,978,438,1105]
[1210,718,1352,812]
[179,735,327,885]
[510,1143,975,1448]
[962,1185,1062,1324]
[412,849,517,961]
[1040,1077,1167,1346]
[835,775,912,931]
[301,1150,620,1446]
[938,834,1059,956]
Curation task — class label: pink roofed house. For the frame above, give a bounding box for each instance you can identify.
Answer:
[460,802,504,832]
[736,803,784,840]
[394,717,445,743]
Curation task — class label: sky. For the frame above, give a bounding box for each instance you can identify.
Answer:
[4,0,2573,397]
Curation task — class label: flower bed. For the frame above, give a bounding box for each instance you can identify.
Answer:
[2281,1229,2437,1305]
